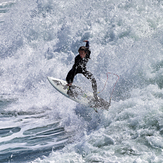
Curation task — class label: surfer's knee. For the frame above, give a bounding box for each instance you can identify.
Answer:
[91,78,96,85]
[82,70,91,77]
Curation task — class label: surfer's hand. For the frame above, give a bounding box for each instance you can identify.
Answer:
[83,40,88,42]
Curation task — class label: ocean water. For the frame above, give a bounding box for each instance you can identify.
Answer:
[0,0,163,162]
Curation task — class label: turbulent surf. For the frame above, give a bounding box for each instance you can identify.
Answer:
[0,0,163,162]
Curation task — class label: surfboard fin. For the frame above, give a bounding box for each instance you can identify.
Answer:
[94,108,98,113]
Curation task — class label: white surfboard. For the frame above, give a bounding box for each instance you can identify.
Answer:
[47,77,110,110]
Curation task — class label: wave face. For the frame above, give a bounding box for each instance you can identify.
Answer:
[1,0,163,162]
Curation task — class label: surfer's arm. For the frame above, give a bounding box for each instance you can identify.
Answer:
[83,40,91,58]
[83,40,89,48]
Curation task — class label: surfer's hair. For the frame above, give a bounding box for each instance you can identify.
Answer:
[78,46,88,53]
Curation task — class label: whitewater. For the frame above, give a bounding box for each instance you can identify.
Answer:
[0,0,163,162]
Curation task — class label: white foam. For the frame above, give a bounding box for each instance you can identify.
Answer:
[1,0,163,162]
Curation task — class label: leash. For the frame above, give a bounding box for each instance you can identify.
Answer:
[98,72,120,102]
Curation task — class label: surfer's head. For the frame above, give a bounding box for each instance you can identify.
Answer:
[78,46,87,58]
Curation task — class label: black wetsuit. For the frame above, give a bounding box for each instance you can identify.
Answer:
[66,42,97,96]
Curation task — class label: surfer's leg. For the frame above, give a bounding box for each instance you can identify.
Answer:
[66,68,77,84]
[66,68,79,97]
[83,70,98,101]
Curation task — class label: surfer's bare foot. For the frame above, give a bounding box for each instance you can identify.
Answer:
[66,83,72,86]
[67,86,74,97]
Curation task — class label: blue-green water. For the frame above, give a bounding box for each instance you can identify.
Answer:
[1,0,163,162]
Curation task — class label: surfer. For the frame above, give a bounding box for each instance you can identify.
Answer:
[66,40,98,101]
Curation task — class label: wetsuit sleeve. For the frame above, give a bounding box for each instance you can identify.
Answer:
[85,41,91,58]
[86,41,89,48]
